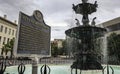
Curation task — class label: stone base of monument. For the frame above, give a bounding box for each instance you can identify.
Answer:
[32,63,38,74]
[32,57,39,74]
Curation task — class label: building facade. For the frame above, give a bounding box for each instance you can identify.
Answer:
[51,39,64,49]
[98,17,120,36]
[0,15,17,56]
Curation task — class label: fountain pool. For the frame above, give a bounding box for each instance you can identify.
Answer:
[4,64,120,74]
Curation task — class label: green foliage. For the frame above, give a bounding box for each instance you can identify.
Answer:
[107,33,120,64]
[51,41,58,57]
[51,40,67,57]
[58,40,67,55]
[1,38,15,58]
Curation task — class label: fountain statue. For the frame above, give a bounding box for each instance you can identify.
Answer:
[75,18,81,26]
[65,0,107,70]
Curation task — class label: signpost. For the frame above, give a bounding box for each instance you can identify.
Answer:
[14,10,51,74]
[14,10,51,58]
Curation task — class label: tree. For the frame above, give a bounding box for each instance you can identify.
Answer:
[1,42,11,58]
[1,38,15,59]
[107,33,120,64]
[9,38,15,58]
[58,40,67,55]
[51,40,68,57]
[51,42,58,57]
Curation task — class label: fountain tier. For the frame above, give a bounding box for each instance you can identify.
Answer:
[65,26,106,39]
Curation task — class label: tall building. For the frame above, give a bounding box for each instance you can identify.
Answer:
[0,15,17,56]
[98,17,120,36]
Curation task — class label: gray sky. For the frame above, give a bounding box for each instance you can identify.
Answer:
[0,0,120,40]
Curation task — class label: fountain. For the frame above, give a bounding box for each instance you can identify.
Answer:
[65,0,107,71]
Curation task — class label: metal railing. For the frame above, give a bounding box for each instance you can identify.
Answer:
[0,58,73,74]
[0,59,115,74]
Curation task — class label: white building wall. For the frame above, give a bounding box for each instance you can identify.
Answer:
[98,17,120,36]
[0,17,17,56]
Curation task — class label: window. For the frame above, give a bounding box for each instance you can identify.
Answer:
[0,25,3,32]
[7,38,10,43]
[106,23,120,32]
[12,30,14,35]
[0,36,1,44]
[3,37,6,44]
[5,27,7,34]
[9,28,11,35]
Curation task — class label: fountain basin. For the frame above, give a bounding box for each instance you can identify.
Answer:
[73,3,97,14]
[65,26,107,39]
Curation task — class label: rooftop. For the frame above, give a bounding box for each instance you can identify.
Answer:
[0,16,17,26]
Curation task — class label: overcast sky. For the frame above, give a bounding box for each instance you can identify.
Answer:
[0,0,120,40]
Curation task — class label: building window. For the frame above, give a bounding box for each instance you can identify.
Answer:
[9,28,11,35]
[106,23,120,32]
[0,36,1,44]
[12,30,14,35]
[3,37,6,44]
[5,27,7,34]
[0,25,3,32]
[7,38,10,43]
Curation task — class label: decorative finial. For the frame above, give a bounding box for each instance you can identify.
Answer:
[0,61,6,74]
[75,18,80,26]
[91,17,96,26]
[72,4,75,7]
[82,0,88,3]
[18,63,25,74]
[72,4,75,9]
[41,64,51,74]
[94,1,98,7]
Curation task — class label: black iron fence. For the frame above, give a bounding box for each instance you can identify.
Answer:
[0,58,73,74]
[0,59,114,74]
[0,58,73,66]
